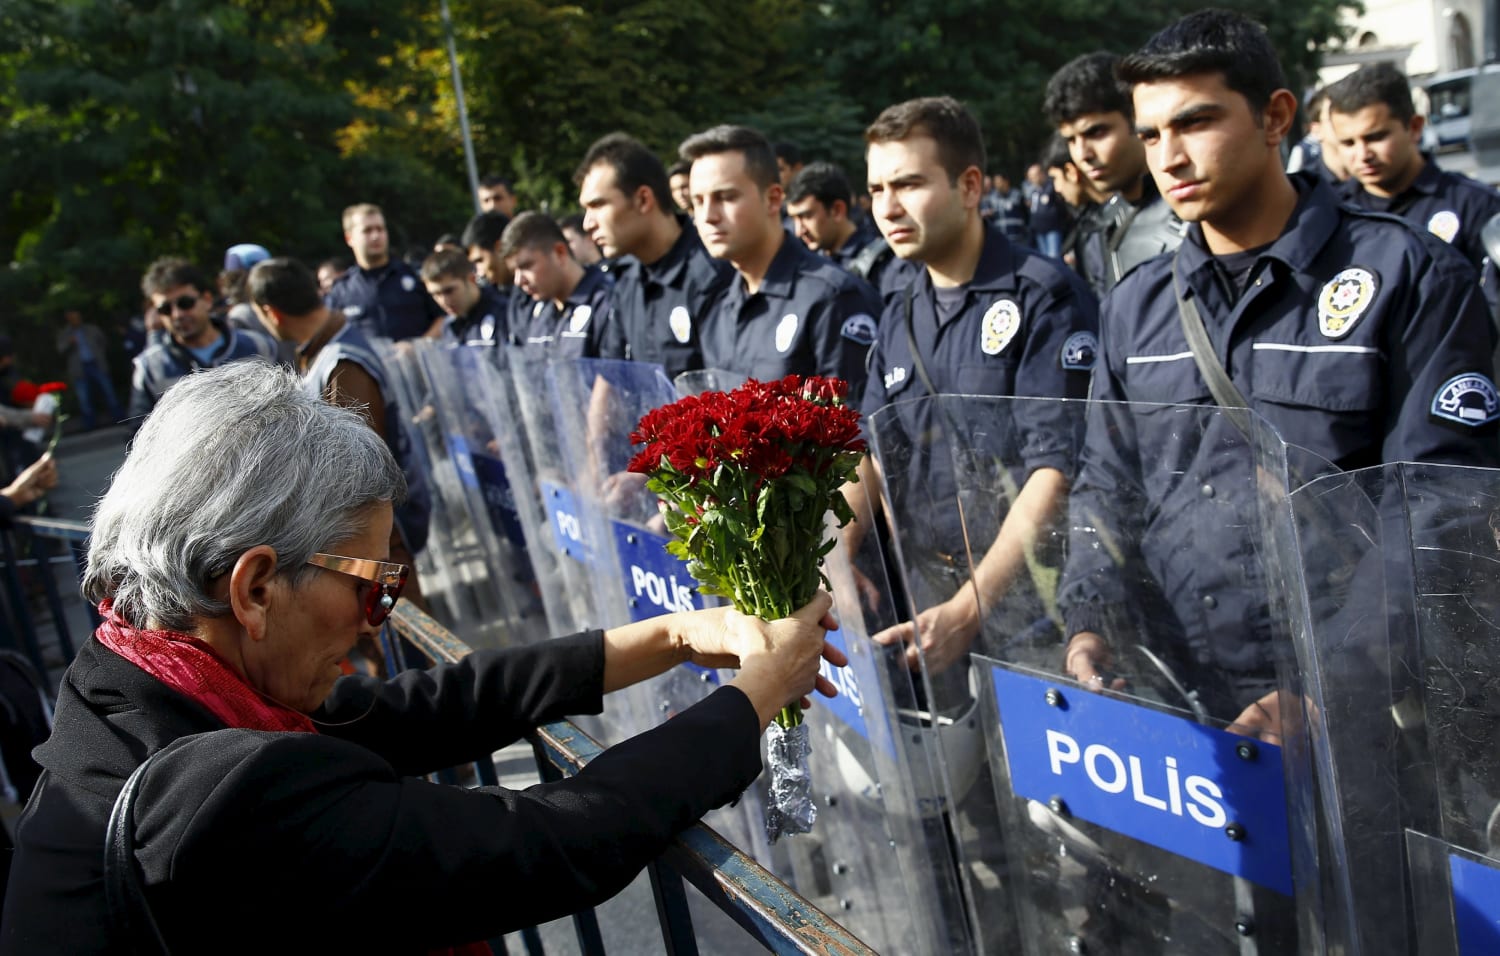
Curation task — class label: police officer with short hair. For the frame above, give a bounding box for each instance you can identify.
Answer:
[1326,62,1500,312]
[419,247,514,346]
[785,161,902,295]
[324,203,444,341]
[858,95,1098,674]
[1045,51,1187,298]
[680,125,880,393]
[575,132,733,380]
[1059,10,1500,709]
[501,212,615,362]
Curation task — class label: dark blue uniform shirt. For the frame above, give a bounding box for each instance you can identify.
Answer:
[598,219,732,379]
[325,260,444,341]
[515,264,615,362]
[702,235,880,395]
[1340,158,1500,308]
[1059,173,1500,677]
[862,224,1098,547]
[443,282,514,346]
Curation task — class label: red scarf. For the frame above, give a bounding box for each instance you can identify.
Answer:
[95,599,317,734]
[96,601,491,956]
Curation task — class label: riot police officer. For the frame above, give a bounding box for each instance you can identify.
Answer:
[324,203,444,341]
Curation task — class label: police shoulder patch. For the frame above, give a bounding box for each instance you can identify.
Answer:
[1428,210,1461,244]
[775,313,800,353]
[1432,373,1500,427]
[841,313,878,346]
[669,305,692,344]
[981,299,1022,356]
[1317,267,1378,339]
[1061,331,1098,371]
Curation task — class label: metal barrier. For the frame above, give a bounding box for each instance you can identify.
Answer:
[0,515,93,678]
[385,601,877,956]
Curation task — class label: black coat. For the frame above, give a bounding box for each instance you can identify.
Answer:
[1,632,762,954]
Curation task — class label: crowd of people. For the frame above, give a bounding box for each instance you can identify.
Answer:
[3,6,1500,952]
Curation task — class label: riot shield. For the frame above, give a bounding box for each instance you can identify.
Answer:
[1289,462,1500,955]
[502,348,605,638]
[548,359,967,953]
[412,342,546,646]
[377,340,513,648]
[870,395,1323,955]
[673,367,748,397]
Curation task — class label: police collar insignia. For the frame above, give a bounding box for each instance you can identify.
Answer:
[883,365,907,390]
[1061,331,1098,371]
[1317,268,1377,339]
[401,275,416,292]
[1427,210,1460,244]
[981,299,1021,356]
[569,304,592,333]
[669,305,692,344]
[1432,373,1500,427]
[841,313,877,346]
[775,313,799,353]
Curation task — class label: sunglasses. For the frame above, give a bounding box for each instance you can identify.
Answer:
[305,552,408,626]
[156,293,202,315]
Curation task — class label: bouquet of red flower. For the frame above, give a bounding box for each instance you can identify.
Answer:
[629,374,865,839]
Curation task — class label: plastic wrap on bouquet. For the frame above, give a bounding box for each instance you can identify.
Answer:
[765,720,815,842]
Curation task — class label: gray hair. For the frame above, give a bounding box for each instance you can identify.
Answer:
[85,361,406,630]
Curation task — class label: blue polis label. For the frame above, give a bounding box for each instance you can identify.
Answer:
[818,627,868,741]
[611,522,715,682]
[991,666,1293,896]
[539,480,588,563]
[445,433,479,490]
[469,451,526,548]
[1451,852,1500,954]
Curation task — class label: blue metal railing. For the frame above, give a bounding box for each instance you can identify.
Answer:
[385,602,877,956]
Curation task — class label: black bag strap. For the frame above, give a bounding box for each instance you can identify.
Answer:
[902,284,941,396]
[105,752,172,955]
[1171,253,1253,437]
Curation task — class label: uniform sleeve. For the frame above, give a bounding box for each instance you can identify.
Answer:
[1056,292,1151,640]
[596,278,629,360]
[136,683,763,952]
[1382,240,1500,466]
[811,277,880,397]
[1010,266,1098,478]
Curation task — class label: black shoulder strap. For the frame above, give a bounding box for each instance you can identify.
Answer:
[902,285,941,396]
[106,753,173,955]
[1171,253,1253,437]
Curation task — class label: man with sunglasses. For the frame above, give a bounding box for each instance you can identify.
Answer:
[128,257,279,428]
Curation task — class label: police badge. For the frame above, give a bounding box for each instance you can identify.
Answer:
[981,299,1021,356]
[775,313,799,353]
[1317,267,1377,339]
[1427,210,1461,244]
[669,305,692,344]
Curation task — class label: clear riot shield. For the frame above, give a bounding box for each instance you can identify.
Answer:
[502,348,604,638]
[549,359,966,953]
[673,367,748,397]
[870,395,1322,955]
[377,340,510,647]
[412,342,546,647]
[1289,462,1500,955]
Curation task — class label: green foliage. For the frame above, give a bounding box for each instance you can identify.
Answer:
[0,0,1356,375]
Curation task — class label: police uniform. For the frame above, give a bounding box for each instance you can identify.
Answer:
[325,260,444,341]
[443,282,515,346]
[1340,158,1500,309]
[514,264,615,362]
[303,322,432,554]
[862,223,1099,551]
[598,218,732,379]
[830,222,906,298]
[701,236,880,394]
[1059,173,1500,694]
[128,321,281,424]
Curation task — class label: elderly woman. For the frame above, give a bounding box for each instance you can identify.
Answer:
[0,362,842,954]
